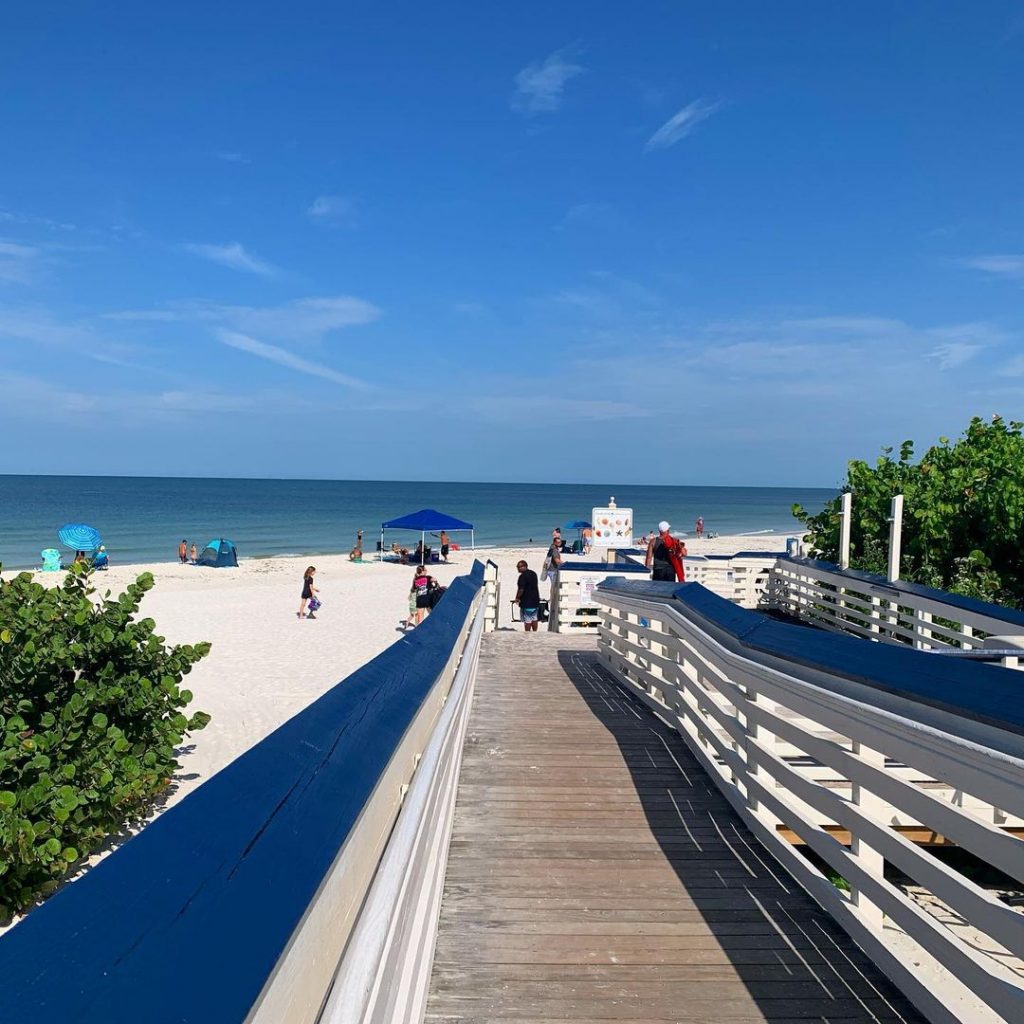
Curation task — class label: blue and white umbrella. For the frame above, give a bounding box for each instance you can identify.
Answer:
[57,523,102,552]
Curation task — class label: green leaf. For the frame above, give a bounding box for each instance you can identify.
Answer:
[91,713,109,730]
[0,791,17,810]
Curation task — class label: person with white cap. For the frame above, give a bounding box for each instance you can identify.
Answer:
[646,521,686,582]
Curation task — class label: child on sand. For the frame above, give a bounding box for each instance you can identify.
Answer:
[298,566,318,619]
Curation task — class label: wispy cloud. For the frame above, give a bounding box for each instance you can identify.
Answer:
[306,195,354,225]
[182,242,276,276]
[217,330,372,389]
[511,49,583,115]
[0,210,77,232]
[928,343,984,370]
[963,254,1024,281]
[0,240,43,284]
[215,151,250,164]
[106,295,380,342]
[645,98,722,152]
[555,203,618,232]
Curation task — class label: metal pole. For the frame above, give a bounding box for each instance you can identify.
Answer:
[888,494,904,582]
[838,492,852,569]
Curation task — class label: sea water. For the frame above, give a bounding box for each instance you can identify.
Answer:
[0,476,836,570]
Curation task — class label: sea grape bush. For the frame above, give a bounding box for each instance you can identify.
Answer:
[794,416,1024,608]
[0,565,210,916]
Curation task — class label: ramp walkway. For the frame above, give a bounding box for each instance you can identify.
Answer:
[425,632,924,1023]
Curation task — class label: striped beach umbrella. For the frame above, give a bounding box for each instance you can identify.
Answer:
[57,523,102,551]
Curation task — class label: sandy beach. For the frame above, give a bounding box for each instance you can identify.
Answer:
[3,533,788,811]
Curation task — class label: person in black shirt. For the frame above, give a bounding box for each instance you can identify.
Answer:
[515,559,542,632]
[646,521,686,582]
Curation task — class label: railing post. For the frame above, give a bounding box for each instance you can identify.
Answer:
[838,492,852,569]
[887,494,903,582]
[483,561,499,633]
[849,740,885,929]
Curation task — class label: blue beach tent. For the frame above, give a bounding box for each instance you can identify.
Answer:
[196,538,238,568]
[379,509,474,561]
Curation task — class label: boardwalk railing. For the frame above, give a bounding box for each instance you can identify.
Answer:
[766,556,1024,657]
[0,560,495,1024]
[597,577,1024,1024]
[549,560,648,632]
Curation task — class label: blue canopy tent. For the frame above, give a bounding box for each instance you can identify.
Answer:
[379,509,474,562]
[196,538,238,568]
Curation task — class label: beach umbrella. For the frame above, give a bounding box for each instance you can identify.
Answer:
[563,519,592,530]
[57,523,101,552]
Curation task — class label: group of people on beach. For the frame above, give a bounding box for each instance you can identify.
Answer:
[177,540,198,564]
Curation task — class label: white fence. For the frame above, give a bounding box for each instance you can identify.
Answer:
[766,558,1024,660]
[597,580,1024,1024]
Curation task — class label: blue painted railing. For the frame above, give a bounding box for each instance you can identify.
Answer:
[599,576,1024,738]
[780,555,1024,630]
[0,561,487,1022]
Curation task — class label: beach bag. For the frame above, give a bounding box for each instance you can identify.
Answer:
[429,584,447,608]
[309,596,322,612]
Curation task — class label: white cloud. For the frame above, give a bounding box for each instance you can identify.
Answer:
[645,98,721,152]
[0,240,43,284]
[511,50,583,115]
[306,195,354,224]
[963,254,1024,280]
[182,242,276,276]
[215,151,250,164]
[105,295,380,342]
[217,330,371,390]
[928,343,984,370]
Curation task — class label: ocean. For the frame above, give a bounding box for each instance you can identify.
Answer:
[0,476,836,570]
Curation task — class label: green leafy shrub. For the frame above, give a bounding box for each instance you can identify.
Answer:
[794,416,1024,608]
[0,565,210,917]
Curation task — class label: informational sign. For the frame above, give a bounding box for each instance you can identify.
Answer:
[591,506,633,548]
[578,573,603,605]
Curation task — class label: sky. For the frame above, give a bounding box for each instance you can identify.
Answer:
[0,2,1022,487]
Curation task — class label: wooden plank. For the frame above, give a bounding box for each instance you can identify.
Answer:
[425,634,924,1023]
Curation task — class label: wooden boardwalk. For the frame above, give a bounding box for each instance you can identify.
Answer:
[425,632,926,1023]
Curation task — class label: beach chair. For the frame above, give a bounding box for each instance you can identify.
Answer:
[92,551,109,570]
[40,549,61,572]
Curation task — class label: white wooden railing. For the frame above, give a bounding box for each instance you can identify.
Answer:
[597,580,1024,1024]
[766,557,1024,660]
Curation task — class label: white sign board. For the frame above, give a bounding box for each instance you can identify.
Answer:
[578,573,603,605]
[591,506,633,548]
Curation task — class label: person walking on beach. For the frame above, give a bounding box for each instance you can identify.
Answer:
[514,559,542,633]
[190,542,198,563]
[298,565,318,619]
[438,530,450,562]
[411,564,434,626]
[695,516,704,540]
[646,521,686,582]
[178,539,188,564]
[582,526,592,555]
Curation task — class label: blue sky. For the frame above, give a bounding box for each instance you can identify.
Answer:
[1,2,1022,486]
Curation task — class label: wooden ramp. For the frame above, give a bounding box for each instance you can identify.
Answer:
[425,632,925,1023]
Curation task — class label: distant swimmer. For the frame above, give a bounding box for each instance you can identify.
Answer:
[695,516,704,539]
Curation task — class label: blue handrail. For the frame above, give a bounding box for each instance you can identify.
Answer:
[0,562,486,1021]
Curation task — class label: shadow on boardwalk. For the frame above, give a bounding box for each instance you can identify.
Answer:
[546,644,925,1023]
